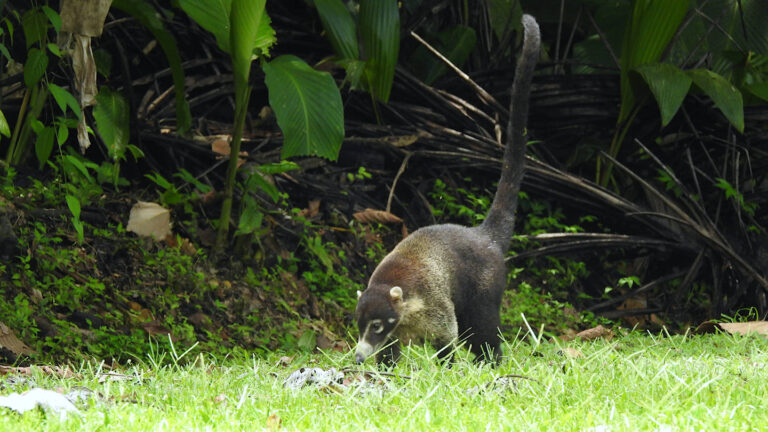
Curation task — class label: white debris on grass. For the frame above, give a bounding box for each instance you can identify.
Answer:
[0,387,79,415]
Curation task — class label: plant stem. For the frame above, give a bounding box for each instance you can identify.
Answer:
[598,105,640,188]
[6,88,31,164]
[215,85,252,253]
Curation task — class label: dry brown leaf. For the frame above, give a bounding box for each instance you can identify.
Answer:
[297,200,321,219]
[141,320,173,339]
[617,297,648,327]
[557,328,577,341]
[60,0,112,36]
[178,237,197,256]
[0,365,76,378]
[212,394,227,405]
[266,413,282,431]
[210,135,247,168]
[389,135,419,147]
[558,347,584,358]
[0,321,36,356]
[575,325,614,341]
[211,136,231,156]
[697,321,768,337]
[276,356,295,367]
[353,208,403,225]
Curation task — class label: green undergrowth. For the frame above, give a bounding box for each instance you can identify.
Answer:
[1,166,605,364]
[1,331,767,431]
[0,165,369,363]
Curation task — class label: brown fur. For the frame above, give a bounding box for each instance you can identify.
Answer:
[354,15,541,366]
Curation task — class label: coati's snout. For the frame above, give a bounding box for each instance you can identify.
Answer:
[354,286,402,363]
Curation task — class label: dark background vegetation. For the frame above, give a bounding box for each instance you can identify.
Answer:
[0,0,766,363]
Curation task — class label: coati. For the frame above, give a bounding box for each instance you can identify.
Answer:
[354,14,540,365]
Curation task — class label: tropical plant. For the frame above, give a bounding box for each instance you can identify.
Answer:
[177,0,345,251]
[314,0,400,104]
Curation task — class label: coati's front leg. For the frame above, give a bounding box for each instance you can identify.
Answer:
[375,339,401,367]
[431,313,460,364]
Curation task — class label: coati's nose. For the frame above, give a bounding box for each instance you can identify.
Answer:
[355,353,366,364]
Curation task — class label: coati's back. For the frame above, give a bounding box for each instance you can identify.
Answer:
[371,224,506,305]
[355,14,540,365]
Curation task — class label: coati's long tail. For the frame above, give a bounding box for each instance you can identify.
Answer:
[480,14,540,246]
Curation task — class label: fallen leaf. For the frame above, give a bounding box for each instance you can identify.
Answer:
[211,136,231,156]
[266,413,282,431]
[558,347,584,358]
[141,320,173,338]
[188,312,213,330]
[276,356,294,367]
[0,365,75,379]
[389,135,419,147]
[126,201,172,240]
[210,135,247,167]
[212,394,227,405]
[297,200,321,219]
[575,325,614,341]
[353,208,403,225]
[617,297,648,327]
[696,320,768,337]
[0,321,36,357]
[198,228,217,247]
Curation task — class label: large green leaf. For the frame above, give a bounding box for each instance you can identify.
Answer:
[262,55,344,160]
[488,0,522,41]
[687,68,744,132]
[178,0,232,52]
[745,82,768,102]
[632,63,692,127]
[23,47,48,87]
[93,87,130,161]
[34,124,55,169]
[314,0,358,60]
[359,0,399,103]
[21,8,47,49]
[230,0,267,107]
[618,0,689,123]
[410,25,477,85]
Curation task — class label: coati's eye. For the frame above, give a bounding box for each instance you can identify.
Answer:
[371,320,384,334]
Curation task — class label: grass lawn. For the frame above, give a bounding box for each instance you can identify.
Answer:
[1,331,767,431]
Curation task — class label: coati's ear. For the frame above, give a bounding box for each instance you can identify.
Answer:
[356,290,362,299]
[389,286,403,302]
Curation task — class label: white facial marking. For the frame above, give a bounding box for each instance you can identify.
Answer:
[390,286,403,300]
[355,340,374,360]
[388,318,396,324]
[356,290,362,299]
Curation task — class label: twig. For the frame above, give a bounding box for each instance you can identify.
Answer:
[485,373,542,387]
[584,9,619,69]
[340,367,412,380]
[386,152,412,213]
[409,30,507,115]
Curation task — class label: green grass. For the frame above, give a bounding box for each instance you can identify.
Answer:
[1,331,767,431]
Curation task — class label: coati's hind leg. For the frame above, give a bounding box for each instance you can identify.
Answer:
[375,339,401,367]
[465,299,503,365]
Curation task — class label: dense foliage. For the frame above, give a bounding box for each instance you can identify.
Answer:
[0,0,765,362]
